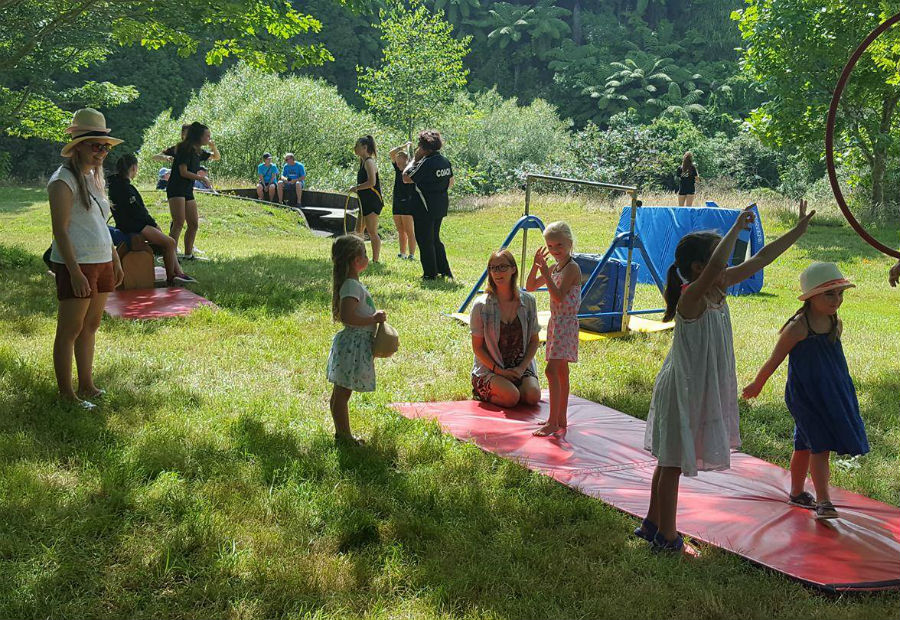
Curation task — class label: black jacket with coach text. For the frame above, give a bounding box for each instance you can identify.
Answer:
[407,152,453,218]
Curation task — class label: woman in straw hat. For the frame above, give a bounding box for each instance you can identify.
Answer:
[743,262,869,521]
[48,108,124,409]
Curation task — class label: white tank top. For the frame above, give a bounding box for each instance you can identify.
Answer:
[48,165,113,264]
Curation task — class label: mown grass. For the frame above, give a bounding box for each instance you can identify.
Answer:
[0,184,897,619]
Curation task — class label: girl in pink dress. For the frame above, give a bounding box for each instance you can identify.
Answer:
[526,221,582,436]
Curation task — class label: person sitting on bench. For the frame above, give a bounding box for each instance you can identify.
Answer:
[257,153,279,201]
[108,152,196,285]
[278,153,306,205]
[156,167,170,190]
[193,166,215,193]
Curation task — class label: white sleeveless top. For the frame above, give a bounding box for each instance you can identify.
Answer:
[48,166,112,264]
[644,292,740,477]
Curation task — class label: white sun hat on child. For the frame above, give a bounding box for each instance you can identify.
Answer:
[798,262,855,301]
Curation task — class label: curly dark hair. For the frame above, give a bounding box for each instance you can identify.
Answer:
[417,129,443,152]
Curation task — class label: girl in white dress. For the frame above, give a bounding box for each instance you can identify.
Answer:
[636,201,816,552]
[327,234,386,445]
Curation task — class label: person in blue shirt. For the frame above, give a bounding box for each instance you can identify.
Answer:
[256,153,279,201]
[278,152,306,205]
[193,166,214,192]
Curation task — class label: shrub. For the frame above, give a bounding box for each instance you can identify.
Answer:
[440,90,574,195]
[137,64,402,190]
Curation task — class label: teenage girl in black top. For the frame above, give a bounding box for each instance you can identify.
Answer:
[676,151,700,206]
[348,135,383,262]
[166,122,213,260]
[389,141,416,260]
[108,153,195,285]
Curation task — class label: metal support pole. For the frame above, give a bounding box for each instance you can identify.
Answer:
[520,178,532,289]
[621,190,639,333]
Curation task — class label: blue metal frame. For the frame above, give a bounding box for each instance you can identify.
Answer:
[457,215,545,313]
[457,218,667,320]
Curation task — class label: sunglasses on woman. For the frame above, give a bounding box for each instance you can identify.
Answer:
[489,263,513,273]
[88,143,112,153]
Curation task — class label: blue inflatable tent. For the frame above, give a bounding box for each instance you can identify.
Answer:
[611,205,765,296]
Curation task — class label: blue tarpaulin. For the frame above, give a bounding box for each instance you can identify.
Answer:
[611,205,765,296]
[572,255,638,333]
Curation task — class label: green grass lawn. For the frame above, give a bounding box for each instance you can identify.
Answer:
[1,185,898,619]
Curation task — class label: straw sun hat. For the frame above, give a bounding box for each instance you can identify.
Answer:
[60,108,122,157]
[798,262,855,301]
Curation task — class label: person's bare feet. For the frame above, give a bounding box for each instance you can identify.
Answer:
[335,433,365,447]
[533,423,564,437]
[77,386,106,400]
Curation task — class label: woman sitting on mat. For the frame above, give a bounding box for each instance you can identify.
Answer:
[348,135,383,263]
[470,249,541,408]
[108,153,195,286]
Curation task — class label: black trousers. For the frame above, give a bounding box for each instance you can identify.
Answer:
[413,209,452,279]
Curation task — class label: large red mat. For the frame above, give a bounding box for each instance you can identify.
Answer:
[105,287,215,319]
[392,395,900,592]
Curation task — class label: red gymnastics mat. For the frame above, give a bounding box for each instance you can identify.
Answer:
[392,395,900,592]
[105,287,215,319]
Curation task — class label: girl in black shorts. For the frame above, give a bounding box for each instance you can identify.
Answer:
[389,141,416,260]
[167,122,212,260]
[348,135,383,262]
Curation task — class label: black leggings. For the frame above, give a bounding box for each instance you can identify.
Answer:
[413,211,452,279]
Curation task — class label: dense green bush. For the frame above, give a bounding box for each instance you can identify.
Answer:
[134,64,791,198]
[137,64,402,189]
[441,90,574,195]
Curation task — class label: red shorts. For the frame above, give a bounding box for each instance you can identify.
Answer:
[53,261,116,300]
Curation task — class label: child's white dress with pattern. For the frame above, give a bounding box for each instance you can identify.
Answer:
[644,293,740,477]
[327,279,376,392]
[546,265,581,362]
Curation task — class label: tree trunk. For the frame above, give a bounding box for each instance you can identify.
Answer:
[872,93,899,206]
[871,151,885,207]
[572,1,582,46]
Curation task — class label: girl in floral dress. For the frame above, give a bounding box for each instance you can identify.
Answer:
[526,221,582,436]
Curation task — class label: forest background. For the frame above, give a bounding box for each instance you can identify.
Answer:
[2,0,898,218]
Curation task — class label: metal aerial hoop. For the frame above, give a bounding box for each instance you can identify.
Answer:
[825,11,900,259]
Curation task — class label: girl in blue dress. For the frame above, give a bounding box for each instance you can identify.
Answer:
[743,262,869,521]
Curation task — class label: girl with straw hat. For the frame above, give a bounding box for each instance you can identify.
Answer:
[48,108,124,409]
[743,262,869,521]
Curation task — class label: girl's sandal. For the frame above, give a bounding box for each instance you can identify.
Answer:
[788,491,816,509]
[651,531,700,557]
[633,518,658,543]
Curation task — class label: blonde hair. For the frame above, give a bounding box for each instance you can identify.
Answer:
[543,221,574,247]
[484,249,520,301]
[331,234,366,320]
[63,145,105,210]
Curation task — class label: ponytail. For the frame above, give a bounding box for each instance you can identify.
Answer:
[331,234,366,320]
[663,263,683,322]
[357,135,377,157]
[662,230,722,322]
[115,152,137,179]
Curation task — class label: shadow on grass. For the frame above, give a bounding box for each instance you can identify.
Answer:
[0,186,45,214]
[790,216,899,263]
[0,244,56,320]
[0,352,241,618]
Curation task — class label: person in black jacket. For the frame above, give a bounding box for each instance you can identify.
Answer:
[403,129,454,280]
[108,153,195,285]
